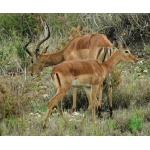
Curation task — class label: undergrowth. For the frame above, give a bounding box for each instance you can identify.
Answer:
[0,65,149,135]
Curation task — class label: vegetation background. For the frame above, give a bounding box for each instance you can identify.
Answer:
[0,13,150,135]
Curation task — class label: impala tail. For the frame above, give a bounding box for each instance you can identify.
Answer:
[51,71,61,87]
[55,73,61,87]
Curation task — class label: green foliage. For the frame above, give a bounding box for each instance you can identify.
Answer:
[41,104,47,112]
[0,33,31,74]
[0,13,150,74]
[7,117,27,130]
[47,14,150,47]
[129,115,143,133]
[33,102,47,113]
[0,76,33,119]
[0,14,22,39]
[47,14,82,35]
[0,13,47,39]
[145,45,150,52]
[106,119,117,132]
[133,68,138,80]
[0,117,27,135]
[1,13,149,43]
[0,13,150,135]
[33,103,39,113]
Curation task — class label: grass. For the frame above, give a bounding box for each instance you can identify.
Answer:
[0,14,150,136]
[0,45,150,135]
[0,65,150,135]
[129,115,143,133]
[0,106,150,136]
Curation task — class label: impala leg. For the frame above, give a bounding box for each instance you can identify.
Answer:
[43,90,66,129]
[107,76,113,118]
[84,87,92,111]
[81,86,97,126]
[81,87,92,126]
[90,85,99,122]
[91,86,97,123]
[97,84,103,118]
[71,87,78,113]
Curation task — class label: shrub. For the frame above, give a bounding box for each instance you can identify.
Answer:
[0,75,34,119]
[129,115,143,133]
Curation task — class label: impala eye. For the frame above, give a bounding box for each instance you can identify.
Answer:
[125,50,129,53]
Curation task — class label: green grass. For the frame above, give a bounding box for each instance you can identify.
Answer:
[0,105,150,135]
[0,68,150,135]
[129,115,143,133]
[0,42,150,135]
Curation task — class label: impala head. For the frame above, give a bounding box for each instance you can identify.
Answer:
[113,40,138,63]
[24,22,50,76]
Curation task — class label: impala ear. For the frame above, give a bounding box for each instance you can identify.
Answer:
[122,43,127,49]
[113,40,122,49]
[42,46,49,54]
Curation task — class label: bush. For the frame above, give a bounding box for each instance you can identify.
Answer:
[0,13,47,39]
[0,75,33,119]
[129,115,143,133]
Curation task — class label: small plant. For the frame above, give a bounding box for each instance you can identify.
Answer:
[129,115,143,133]
[133,68,138,80]
[41,104,47,112]
[33,103,39,113]
[145,45,150,52]
[106,119,117,132]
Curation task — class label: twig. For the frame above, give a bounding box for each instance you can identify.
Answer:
[0,66,6,76]
[13,57,24,73]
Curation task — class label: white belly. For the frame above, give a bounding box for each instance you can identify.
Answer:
[71,78,91,88]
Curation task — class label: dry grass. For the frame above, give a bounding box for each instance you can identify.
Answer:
[0,107,150,136]
[0,65,150,135]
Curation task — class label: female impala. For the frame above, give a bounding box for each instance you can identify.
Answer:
[25,22,116,114]
[42,41,138,128]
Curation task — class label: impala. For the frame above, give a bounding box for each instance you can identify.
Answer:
[42,41,138,128]
[25,22,117,115]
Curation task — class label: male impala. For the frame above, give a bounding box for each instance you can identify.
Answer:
[42,41,138,128]
[25,23,116,115]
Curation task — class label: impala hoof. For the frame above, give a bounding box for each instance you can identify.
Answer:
[43,124,46,129]
[98,114,103,118]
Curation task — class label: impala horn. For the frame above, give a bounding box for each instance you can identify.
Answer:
[35,22,50,58]
[24,36,33,57]
[115,33,127,46]
[24,20,33,57]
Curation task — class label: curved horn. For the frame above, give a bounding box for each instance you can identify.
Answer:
[24,17,33,57]
[24,36,33,56]
[42,46,49,54]
[115,33,126,46]
[35,22,50,55]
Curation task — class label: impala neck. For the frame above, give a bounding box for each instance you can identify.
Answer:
[40,50,65,67]
[103,50,121,73]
